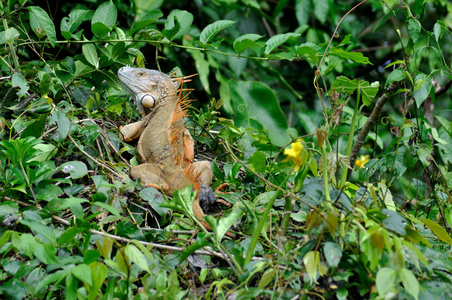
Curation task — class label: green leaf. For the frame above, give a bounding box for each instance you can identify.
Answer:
[164,9,193,40]
[330,76,358,94]
[376,267,397,297]
[20,219,56,244]
[200,20,236,46]
[265,32,300,55]
[413,74,432,108]
[0,28,20,44]
[323,242,342,267]
[15,233,36,259]
[215,202,244,242]
[11,73,29,97]
[72,264,93,286]
[359,80,380,106]
[129,11,163,36]
[91,0,117,36]
[140,187,169,216]
[60,9,89,35]
[179,240,210,263]
[89,262,108,300]
[330,75,379,105]
[399,268,419,300]
[233,34,263,53]
[0,278,26,300]
[433,22,441,41]
[58,197,89,210]
[250,151,267,172]
[162,16,181,41]
[35,269,71,293]
[313,0,329,24]
[384,68,406,88]
[82,43,98,68]
[420,218,452,245]
[258,268,276,288]
[91,22,111,38]
[331,48,372,65]
[296,42,320,64]
[229,80,290,147]
[184,39,210,93]
[378,182,395,211]
[49,109,70,142]
[161,186,196,219]
[303,251,319,284]
[268,51,295,61]
[408,18,421,43]
[124,244,150,272]
[59,161,88,179]
[295,0,311,27]
[28,6,56,47]
[93,202,121,218]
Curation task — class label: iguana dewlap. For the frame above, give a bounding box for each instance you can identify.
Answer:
[117,67,234,237]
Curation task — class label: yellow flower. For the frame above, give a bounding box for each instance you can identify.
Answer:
[355,155,370,169]
[283,139,304,170]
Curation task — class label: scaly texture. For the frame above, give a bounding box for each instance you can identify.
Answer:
[117,67,234,237]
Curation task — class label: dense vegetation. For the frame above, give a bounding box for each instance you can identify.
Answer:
[1,0,452,299]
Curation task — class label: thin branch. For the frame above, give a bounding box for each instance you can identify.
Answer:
[349,83,397,169]
[67,134,123,178]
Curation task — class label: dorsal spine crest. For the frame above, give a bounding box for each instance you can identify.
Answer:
[168,75,199,189]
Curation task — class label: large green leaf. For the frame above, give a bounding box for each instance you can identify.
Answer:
[82,43,98,68]
[129,11,163,36]
[229,80,290,147]
[60,9,89,39]
[331,48,372,65]
[295,0,311,27]
[59,161,88,179]
[0,28,20,45]
[200,20,236,45]
[330,76,379,106]
[28,6,56,47]
[420,218,452,245]
[265,32,300,55]
[376,267,397,297]
[92,0,117,28]
[408,18,421,42]
[384,68,406,88]
[399,268,419,300]
[91,0,117,37]
[296,42,320,64]
[124,244,150,272]
[164,9,193,41]
[413,73,433,108]
[233,34,263,53]
[313,0,329,24]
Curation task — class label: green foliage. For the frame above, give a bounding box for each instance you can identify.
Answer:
[0,0,452,299]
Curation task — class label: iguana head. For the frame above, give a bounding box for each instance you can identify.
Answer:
[118,67,177,113]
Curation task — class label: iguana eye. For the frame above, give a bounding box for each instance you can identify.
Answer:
[141,95,155,108]
[136,71,146,77]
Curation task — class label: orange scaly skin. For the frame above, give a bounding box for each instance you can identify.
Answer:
[118,67,235,238]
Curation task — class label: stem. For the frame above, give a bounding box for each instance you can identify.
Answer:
[349,83,397,169]
[243,172,291,266]
[280,194,292,235]
[19,161,37,204]
[339,86,361,188]
[0,3,20,70]
[322,144,331,202]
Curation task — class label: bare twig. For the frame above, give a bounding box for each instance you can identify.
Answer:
[68,134,123,178]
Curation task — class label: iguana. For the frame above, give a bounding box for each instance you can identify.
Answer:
[117,66,235,238]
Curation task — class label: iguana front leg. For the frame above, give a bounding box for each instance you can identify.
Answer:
[119,120,146,142]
